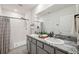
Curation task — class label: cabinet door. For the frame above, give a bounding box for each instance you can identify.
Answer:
[37,41,43,48]
[44,44,54,54]
[27,38,31,53]
[31,43,36,54]
[55,49,65,54]
[37,47,47,54]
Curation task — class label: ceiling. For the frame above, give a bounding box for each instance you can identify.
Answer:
[1,4,37,14]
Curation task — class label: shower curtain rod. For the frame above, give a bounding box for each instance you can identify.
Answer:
[0,15,29,20]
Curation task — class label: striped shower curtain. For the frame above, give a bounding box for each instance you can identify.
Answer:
[0,16,10,54]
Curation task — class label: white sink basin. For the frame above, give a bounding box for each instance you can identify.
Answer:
[45,38,64,44]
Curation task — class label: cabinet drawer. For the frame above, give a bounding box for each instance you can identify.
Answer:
[44,44,54,54]
[37,41,43,48]
[32,39,36,44]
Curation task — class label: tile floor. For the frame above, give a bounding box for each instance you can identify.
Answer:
[8,45,27,54]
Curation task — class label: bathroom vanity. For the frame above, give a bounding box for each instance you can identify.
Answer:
[27,34,77,54]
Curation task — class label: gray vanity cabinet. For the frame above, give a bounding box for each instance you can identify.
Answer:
[37,41,43,48]
[27,37,36,54]
[37,47,47,54]
[27,37,31,53]
[44,44,54,54]
[30,38,36,54]
[27,36,68,54]
[37,41,48,54]
[55,49,65,54]
[30,42,36,54]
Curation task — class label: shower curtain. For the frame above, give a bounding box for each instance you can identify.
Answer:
[0,16,10,54]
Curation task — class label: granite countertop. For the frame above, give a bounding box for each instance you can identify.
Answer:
[27,34,77,54]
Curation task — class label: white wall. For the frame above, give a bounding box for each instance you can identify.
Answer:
[34,5,76,37]
[25,11,33,35]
